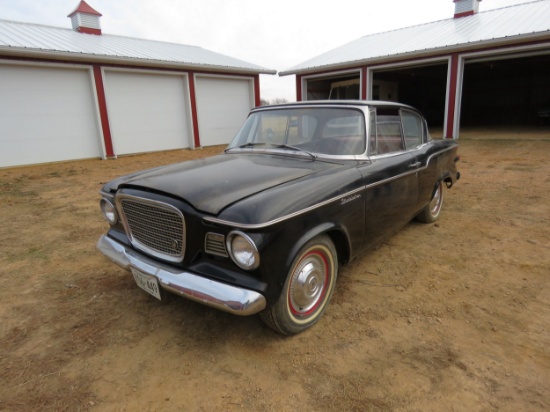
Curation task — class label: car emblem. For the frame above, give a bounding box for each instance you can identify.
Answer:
[171,240,180,250]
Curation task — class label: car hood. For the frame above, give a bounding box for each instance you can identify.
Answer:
[108,153,344,215]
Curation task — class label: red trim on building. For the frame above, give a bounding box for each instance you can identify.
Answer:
[253,75,261,107]
[188,73,201,148]
[68,0,102,17]
[445,54,460,139]
[296,75,302,101]
[361,67,368,100]
[77,27,102,35]
[92,65,114,157]
[454,10,475,18]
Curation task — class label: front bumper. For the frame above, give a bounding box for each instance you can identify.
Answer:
[96,235,267,316]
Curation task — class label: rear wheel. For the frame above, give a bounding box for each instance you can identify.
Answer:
[260,235,338,335]
[416,181,444,223]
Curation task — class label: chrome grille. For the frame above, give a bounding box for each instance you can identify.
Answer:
[117,195,185,262]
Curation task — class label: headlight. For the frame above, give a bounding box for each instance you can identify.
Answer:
[227,232,259,270]
[100,198,118,225]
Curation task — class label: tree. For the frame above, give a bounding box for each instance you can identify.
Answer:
[271,98,288,105]
[259,98,289,106]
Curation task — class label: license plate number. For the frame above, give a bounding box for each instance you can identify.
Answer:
[131,268,161,300]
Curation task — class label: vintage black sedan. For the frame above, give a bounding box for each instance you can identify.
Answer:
[97,101,460,335]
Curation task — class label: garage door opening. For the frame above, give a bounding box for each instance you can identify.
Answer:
[461,54,550,128]
[306,73,360,100]
[371,63,448,129]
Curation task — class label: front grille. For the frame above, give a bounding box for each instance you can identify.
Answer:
[117,195,185,262]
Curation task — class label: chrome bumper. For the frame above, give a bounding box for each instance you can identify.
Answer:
[96,235,266,316]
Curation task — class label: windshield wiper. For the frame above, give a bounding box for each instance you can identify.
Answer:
[272,144,317,160]
[225,142,265,152]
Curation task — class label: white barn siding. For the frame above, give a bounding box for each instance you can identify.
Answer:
[195,76,253,146]
[103,70,192,155]
[0,62,102,168]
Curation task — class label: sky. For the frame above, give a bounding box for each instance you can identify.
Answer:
[0,0,537,101]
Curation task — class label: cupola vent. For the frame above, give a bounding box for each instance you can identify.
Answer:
[454,0,482,18]
[68,0,102,35]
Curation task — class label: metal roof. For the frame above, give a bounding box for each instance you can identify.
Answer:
[281,0,550,76]
[0,19,276,75]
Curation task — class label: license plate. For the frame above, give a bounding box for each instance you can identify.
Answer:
[131,268,161,300]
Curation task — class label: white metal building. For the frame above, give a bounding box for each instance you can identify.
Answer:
[0,1,275,168]
[281,0,550,138]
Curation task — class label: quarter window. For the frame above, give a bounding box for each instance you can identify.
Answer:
[401,111,423,149]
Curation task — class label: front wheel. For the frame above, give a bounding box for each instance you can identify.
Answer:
[416,181,444,223]
[260,235,338,335]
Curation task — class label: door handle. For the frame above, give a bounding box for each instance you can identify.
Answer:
[408,162,421,168]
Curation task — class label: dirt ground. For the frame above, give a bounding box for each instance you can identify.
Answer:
[1,133,549,411]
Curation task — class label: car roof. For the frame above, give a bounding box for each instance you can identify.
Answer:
[251,100,418,112]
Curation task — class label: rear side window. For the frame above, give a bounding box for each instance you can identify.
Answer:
[369,108,404,155]
[368,108,425,155]
[401,111,423,149]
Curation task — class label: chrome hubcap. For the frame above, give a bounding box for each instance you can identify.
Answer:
[430,184,442,216]
[289,253,327,315]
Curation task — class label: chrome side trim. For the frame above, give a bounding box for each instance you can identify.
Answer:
[204,186,365,230]
[99,189,114,199]
[97,235,266,316]
[205,145,457,230]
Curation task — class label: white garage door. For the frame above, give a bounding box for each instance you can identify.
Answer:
[104,71,191,155]
[195,76,253,146]
[0,63,102,168]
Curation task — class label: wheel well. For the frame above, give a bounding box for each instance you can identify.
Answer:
[325,229,351,265]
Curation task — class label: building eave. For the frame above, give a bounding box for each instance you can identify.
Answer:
[279,31,550,76]
[0,46,277,75]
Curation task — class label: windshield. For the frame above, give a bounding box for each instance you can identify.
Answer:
[227,107,366,156]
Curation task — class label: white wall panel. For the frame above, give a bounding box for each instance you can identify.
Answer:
[195,76,253,146]
[104,71,191,155]
[0,63,101,168]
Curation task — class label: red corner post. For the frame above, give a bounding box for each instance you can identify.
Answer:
[253,75,261,107]
[446,54,460,139]
[296,75,302,101]
[93,66,114,157]
[188,73,201,148]
[361,67,368,100]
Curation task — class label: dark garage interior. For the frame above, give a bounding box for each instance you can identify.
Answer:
[372,64,448,128]
[461,54,550,127]
[306,73,360,100]
[307,54,550,132]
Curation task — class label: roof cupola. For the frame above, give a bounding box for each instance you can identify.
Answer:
[67,1,102,35]
[454,0,482,18]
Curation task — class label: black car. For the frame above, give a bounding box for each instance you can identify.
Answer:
[97,101,460,335]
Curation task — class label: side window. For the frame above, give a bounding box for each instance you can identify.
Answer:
[401,111,423,150]
[374,109,404,155]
